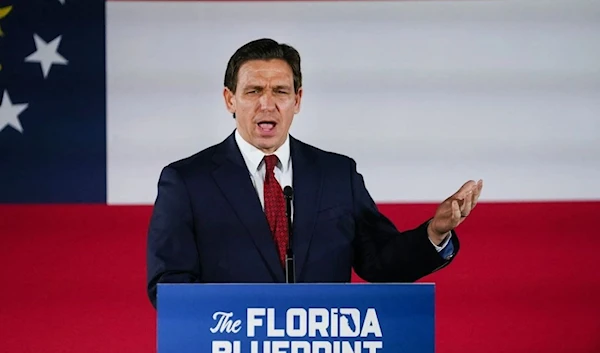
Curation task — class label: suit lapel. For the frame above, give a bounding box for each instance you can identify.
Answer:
[289,136,322,280]
[211,133,285,282]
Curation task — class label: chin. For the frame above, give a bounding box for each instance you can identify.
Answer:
[255,137,281,151]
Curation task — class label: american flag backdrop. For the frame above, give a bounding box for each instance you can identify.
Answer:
[1,0,599,352]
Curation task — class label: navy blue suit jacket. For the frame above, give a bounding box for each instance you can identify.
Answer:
[146,131,459,308]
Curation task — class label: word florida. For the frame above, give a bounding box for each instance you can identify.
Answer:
[210,308,384,353]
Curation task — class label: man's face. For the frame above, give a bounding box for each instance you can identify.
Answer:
[224,59,302,154]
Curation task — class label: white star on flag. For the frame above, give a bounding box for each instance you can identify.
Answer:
[0,90,29,134]
[25,34,68,78]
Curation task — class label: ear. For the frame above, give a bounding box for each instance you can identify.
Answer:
[294,87,303,114]
[223,87,236,114]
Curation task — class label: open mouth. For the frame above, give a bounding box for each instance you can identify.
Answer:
[257,121,277,133]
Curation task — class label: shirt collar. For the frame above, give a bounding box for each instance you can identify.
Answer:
[234,129,291,173]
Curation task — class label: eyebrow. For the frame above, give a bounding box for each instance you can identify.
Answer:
[243,84,292,91]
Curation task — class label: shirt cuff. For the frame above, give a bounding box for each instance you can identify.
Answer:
[430,232,452,252]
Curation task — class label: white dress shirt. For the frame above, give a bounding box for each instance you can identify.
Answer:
[233,129,451,252]
[235,129,293,210]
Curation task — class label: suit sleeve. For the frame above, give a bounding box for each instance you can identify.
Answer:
[349,159,459,282]
[146,166,201,309]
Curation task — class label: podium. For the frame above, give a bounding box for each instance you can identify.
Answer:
[157,283,435,353]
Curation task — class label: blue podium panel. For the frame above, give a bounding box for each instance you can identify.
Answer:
[157,283,434,353]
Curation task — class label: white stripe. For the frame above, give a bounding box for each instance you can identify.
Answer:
[106,0,600,204]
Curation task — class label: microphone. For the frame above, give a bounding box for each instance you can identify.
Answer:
[283,186,295,284]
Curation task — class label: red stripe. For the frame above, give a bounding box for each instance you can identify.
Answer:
[1,201,599,353]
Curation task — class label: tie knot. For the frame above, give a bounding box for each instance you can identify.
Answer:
[264,154,279,173]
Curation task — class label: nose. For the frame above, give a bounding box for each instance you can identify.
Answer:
[259,92,276,111]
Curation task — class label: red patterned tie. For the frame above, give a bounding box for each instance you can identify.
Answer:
[263,154,288,266]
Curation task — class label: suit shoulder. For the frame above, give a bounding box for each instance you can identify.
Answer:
[293,137,356,166]
[161,141,222,178]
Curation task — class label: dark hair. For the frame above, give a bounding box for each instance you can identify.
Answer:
[224,38,302,94]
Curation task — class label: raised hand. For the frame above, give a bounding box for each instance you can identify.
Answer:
[427,179,483,244]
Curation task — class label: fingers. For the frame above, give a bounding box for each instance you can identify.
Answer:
[461,190,473,217]
[452,200,461,223]
[472,179,483,208]
[456,179,483,198]
[455,179,483,218]
[440,179,483,233]
[454,180,477,200]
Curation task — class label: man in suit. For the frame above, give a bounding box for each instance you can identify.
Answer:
[146,38,483,309]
